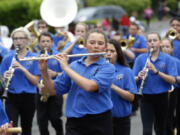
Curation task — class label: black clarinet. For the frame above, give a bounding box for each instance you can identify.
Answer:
[1,46,19,99]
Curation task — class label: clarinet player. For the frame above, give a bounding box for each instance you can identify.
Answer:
[0,27,40,135]
[133,32,177,135]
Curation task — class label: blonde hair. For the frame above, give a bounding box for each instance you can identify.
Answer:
[11,27,31,39]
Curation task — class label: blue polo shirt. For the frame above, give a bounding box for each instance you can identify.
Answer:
[123,34,146,58]
[133,52,177,94]
[63,42,87,63]
[171,56,180,88]
[52,35,65,47]
[54,57,115,118]
[172,39,180,60]
[111,64,137,118]
[0,46,9,58]
[37,49,62,80]
[0,100,9,126]
[0,51,40,94]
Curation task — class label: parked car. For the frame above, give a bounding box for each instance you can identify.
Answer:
[73,5,126,22]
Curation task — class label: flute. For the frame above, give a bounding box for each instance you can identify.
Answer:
[19,52,106,61]
[0,127,22,134]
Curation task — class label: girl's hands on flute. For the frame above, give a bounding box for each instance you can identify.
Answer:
[54,53,69,71]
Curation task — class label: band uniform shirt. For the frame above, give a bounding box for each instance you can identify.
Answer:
[62,42,87,64]
[52,34,65,49]
[54,57,115,118]
[0,46,9,58]
[0,99,9,126]
[133,51,177,94]
[0,51,40,94]
[170,55,180,88]
[111,64,137,118]
[172,39,180,60]
[123,34,146,58]
[0,46,9,68]
[131,34,147,58]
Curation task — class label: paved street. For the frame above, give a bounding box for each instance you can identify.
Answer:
[31,18,171,135]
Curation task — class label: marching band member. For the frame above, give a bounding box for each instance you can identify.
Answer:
[36,32,64,135]
[110,32,135,65]
[169,17,180,135]
[169,17,180,60]
[160,38,180,135]
[106,39,137,135]
[38,29,115,135]
[133,32,177,135]
[125,22,147,115]
[62,22,88,63]
[52,26,74,51]
[126,22,147,60]
[0,27,40,135]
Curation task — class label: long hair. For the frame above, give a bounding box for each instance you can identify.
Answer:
[108,39,128,67]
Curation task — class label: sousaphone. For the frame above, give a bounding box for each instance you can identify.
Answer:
[40,0,78,27]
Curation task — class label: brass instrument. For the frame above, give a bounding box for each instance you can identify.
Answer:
[25,21,39,38]
[119,36,135,50]
[40,79,50,102]
[19,52,106,61]
[25,21,40,52]
[57,32,70,51]
[2,46,19,99]
[77,38,84,48]
[138,48,153,95]
[40,0,78,27]
[39,0,78,52]
[168,30,177,40]
[0,127,22,134]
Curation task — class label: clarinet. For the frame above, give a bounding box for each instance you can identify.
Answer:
[2,46,19,99]
[138,48,153,95]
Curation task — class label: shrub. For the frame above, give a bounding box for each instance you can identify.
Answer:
[0,0,41,32]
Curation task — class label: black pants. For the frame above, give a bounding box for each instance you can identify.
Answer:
[113,116,130,135]
[140,93,168,135]
[36,94,64,135]
[66,110,113,135]
[167,88,178,135]
[5,93,36,135]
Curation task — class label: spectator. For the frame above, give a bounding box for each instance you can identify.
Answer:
[120,13,130,36]
[112,16,119,31]
[103,18,110,32]
[144,5,153,27]
[158,2,167,21]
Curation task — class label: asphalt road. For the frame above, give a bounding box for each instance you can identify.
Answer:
[31,18,171,135]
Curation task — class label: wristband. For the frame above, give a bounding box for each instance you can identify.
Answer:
[155,70,159,75]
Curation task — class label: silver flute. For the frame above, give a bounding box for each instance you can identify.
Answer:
[19,52,106,61]
[2,46,19,99]
[138,48,153,95]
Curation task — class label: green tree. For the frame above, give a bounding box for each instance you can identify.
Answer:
[0,0,41,32]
